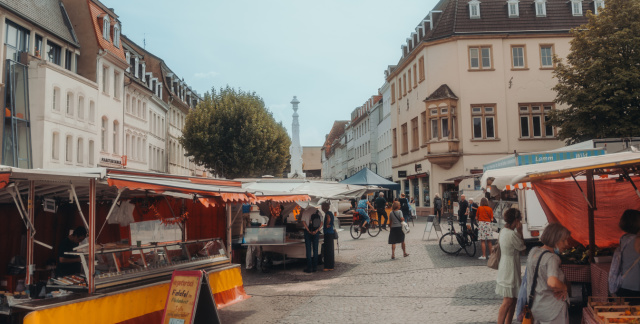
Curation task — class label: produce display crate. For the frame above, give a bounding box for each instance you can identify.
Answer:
[587,297,640,324]
[562,264,591,283]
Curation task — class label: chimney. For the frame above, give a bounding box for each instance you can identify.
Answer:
[406,38,413,51]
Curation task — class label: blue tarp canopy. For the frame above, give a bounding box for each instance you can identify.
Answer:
[340,168,400,190]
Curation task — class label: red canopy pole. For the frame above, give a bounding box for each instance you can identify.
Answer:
[88,178,96,294]
[26,180,35,285]
[586,169,596,263]
[226,203,232,259]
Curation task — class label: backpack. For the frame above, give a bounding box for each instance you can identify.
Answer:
[400,198,409,212]
[609,234,640,295]
[309,211,322,232]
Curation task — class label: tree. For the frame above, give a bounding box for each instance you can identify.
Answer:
[549,0,640,144]
[180,86,291,178]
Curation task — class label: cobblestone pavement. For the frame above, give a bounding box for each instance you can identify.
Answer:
[219,219,514,324]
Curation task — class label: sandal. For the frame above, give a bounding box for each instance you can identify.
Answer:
[403,253,410,257]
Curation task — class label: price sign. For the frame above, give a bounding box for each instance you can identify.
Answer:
[161,270,220,324]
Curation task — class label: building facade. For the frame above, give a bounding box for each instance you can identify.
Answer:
[388,0,596,214]
[376,78,393,180]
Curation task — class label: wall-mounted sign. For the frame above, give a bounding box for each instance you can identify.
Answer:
[398,171,407,178]
[98,156,123,168]
[415,164,422,172]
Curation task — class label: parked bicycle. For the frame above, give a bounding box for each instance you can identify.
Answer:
[439,215,477,256]
[350,210,381,239]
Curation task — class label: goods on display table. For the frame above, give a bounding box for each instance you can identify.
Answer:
[584,297,640,324]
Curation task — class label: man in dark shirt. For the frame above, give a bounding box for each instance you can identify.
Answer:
[458,194,469,236]
[374,192,388,230]
[468,198,479,231]
[55,226,87,277]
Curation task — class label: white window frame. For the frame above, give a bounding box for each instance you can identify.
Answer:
[102,16,110,41]
[511,46,526,69]
[534,0,547,17]
[113,24,120,47]
[594,0,604,14]
[540,44,554,68]
[571,0,583,16]
[471,105,496,140]
[469,0,481,18]
[507,0,519,17]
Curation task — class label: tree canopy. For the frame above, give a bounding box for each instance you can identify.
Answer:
[549,0,640,144]
[180,87,291,179]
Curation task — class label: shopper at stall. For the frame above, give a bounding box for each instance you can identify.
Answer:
[477,197,495,260]
[375,192,388,230]
[434,193,443,223]
[388,201,408,259]
[322,201,336,271]
[56,226,88,277]
[356,194,374,228]
[616,209,640,299]
[525,223,571,324]
[495,208,526,324]
[302,208,323,273]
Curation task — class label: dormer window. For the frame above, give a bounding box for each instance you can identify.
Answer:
[101,15,110,41]
[469,0,481,19]
[507,0,519,17]
[534,0,546,17]
[113,23,120,47]
[594,0,604,14]
[571,0,583,16]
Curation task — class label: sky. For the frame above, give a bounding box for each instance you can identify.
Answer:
[102,0,441,147]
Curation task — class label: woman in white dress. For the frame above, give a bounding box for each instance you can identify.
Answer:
[496,208,526,324]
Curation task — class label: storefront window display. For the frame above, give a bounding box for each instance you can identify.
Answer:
[422,177,430,207]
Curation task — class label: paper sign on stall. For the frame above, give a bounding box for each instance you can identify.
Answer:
[161,270,221,324]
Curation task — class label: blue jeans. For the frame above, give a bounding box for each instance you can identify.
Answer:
[304,231,319,271]
[356,208,370,225]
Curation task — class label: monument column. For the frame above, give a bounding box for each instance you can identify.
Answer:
[288,96,305,178]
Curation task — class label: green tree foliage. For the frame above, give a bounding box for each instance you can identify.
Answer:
[549,0,640,144]
[180,86,291,178]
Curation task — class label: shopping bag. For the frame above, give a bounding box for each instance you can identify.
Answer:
[487,242,501,270]
[401,221,410,234]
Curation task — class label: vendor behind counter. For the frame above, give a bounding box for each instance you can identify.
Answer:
[55,226,87,277]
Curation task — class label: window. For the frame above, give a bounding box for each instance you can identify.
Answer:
[52,132,59,160]
[89,140,95,166]
[102,66,109,94]
[398,78,402,99]
[401,123,408,154]
[428,106,457,140]
[77,96,84,120]
[392,128,398,157]
[571,0,583,16]
[421,111,428,145]
[52,87,60,111]
[511,45,526,69]
[112,120,119,154]
[65,135,73,163]
[418,56,425,81]
[66,92,73,116]
[535,0,547,16]
[126,94,130,113]
[102,16,110,40]
[594,0,604,14]
[469,46,492,70]
[5,21,30,62]
[469,0,481,18]
[540,44,554,68]
[35,35,43,57]
[507,0,519,17]
[411,118,419,150]
[101,117,108,151]
[471,105,496,139]
[64,49,72,70]
[519,103,555,138]
[89,101,95,123]
[113,72,120,99]
[403,74,407,96]
[46,41,61,65]
[77,138,84,164]
[413,64,418,88]
[113,24,120,47]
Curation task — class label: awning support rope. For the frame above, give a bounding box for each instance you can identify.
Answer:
[570,172,593,209]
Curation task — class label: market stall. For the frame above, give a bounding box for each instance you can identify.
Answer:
[0,167,258,323]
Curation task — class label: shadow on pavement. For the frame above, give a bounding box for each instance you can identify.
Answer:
[451,280,502,306]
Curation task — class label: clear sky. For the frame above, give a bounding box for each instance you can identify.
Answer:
[102,0,440,146]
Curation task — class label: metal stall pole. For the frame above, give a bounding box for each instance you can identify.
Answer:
[88,178,96,294]
[226,204,232,259]
[586,170,596,263]
[26,180,35,285]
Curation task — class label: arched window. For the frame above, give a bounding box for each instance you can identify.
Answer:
[77,138,84,164]
[101,117,108,151]
[66,92,74,116]
[52,132,60,160]
[112,120,119,154]
[89,100,95,123]
[126,134,131,157]
[52,87,60,111]
[89,140,95,166]
[113,24,120,47]
[65,135,73,163]
[125,94,130,113]
[77,96,85,120]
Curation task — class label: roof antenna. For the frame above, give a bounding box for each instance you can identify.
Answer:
[143,33,146,49]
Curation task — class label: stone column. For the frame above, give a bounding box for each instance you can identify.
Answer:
[288,96,305,178]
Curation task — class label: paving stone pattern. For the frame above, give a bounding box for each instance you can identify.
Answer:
[219,219,510,324]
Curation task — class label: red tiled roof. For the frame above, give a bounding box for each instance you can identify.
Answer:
[323,120,349,158]
[88,1,125,62]
[424,84,458,102]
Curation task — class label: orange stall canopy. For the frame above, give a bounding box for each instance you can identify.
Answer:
[0,172,9,189]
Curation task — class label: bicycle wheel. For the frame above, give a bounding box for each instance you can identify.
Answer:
[368,220,381,237]
[439,233,462,255]
[463,234,477,257]
[350,223,362,239]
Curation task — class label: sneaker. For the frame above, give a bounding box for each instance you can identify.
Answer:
[478,256,487,260]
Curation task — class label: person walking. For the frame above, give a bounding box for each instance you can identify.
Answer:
[375,192,388,230]
[458,194,469,237]
[468,198,478,231]
[477,197,495,260]
[321,201,336,271]
[495,208,526,324]
[302,208,323,273]
[525,223,571,324]
[434,193,443,223]
[388,201,408,259]
[399,193,411,222]
[615,209,640,300]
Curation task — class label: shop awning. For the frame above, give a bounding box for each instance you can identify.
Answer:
[242,179,368,200]
[0,172,10,189]
[340,168,400,190]
[253,195,311,203]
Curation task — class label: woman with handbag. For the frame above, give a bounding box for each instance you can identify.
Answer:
[476,197,494,260]
[388,201,408,259]
[322,201,336,271]
[614,209,640,300]
[525,223,571,324]
[495,208,526,324]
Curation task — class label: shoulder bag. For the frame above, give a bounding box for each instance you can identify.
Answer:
[522,250,550,324]
[609,235,640,295]
[487,242,501,270]
[392,211,410,234]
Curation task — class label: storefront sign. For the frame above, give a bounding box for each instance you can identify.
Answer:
[398,171,407,178]
[161,270,220,324]
[98,156,123,168]
[415,164,422,172]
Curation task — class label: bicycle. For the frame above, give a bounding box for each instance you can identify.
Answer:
[439,215,476,256]
[350,210,381,239]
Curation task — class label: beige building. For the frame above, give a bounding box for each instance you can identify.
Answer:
[388,0,599,214]
[302,146,322,178]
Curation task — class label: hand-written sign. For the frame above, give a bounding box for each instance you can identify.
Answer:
[161,270,220,324]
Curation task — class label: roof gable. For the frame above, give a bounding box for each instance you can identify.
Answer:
[0,0,79,46]
[424,84,458,101]
[88,1,125,61]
